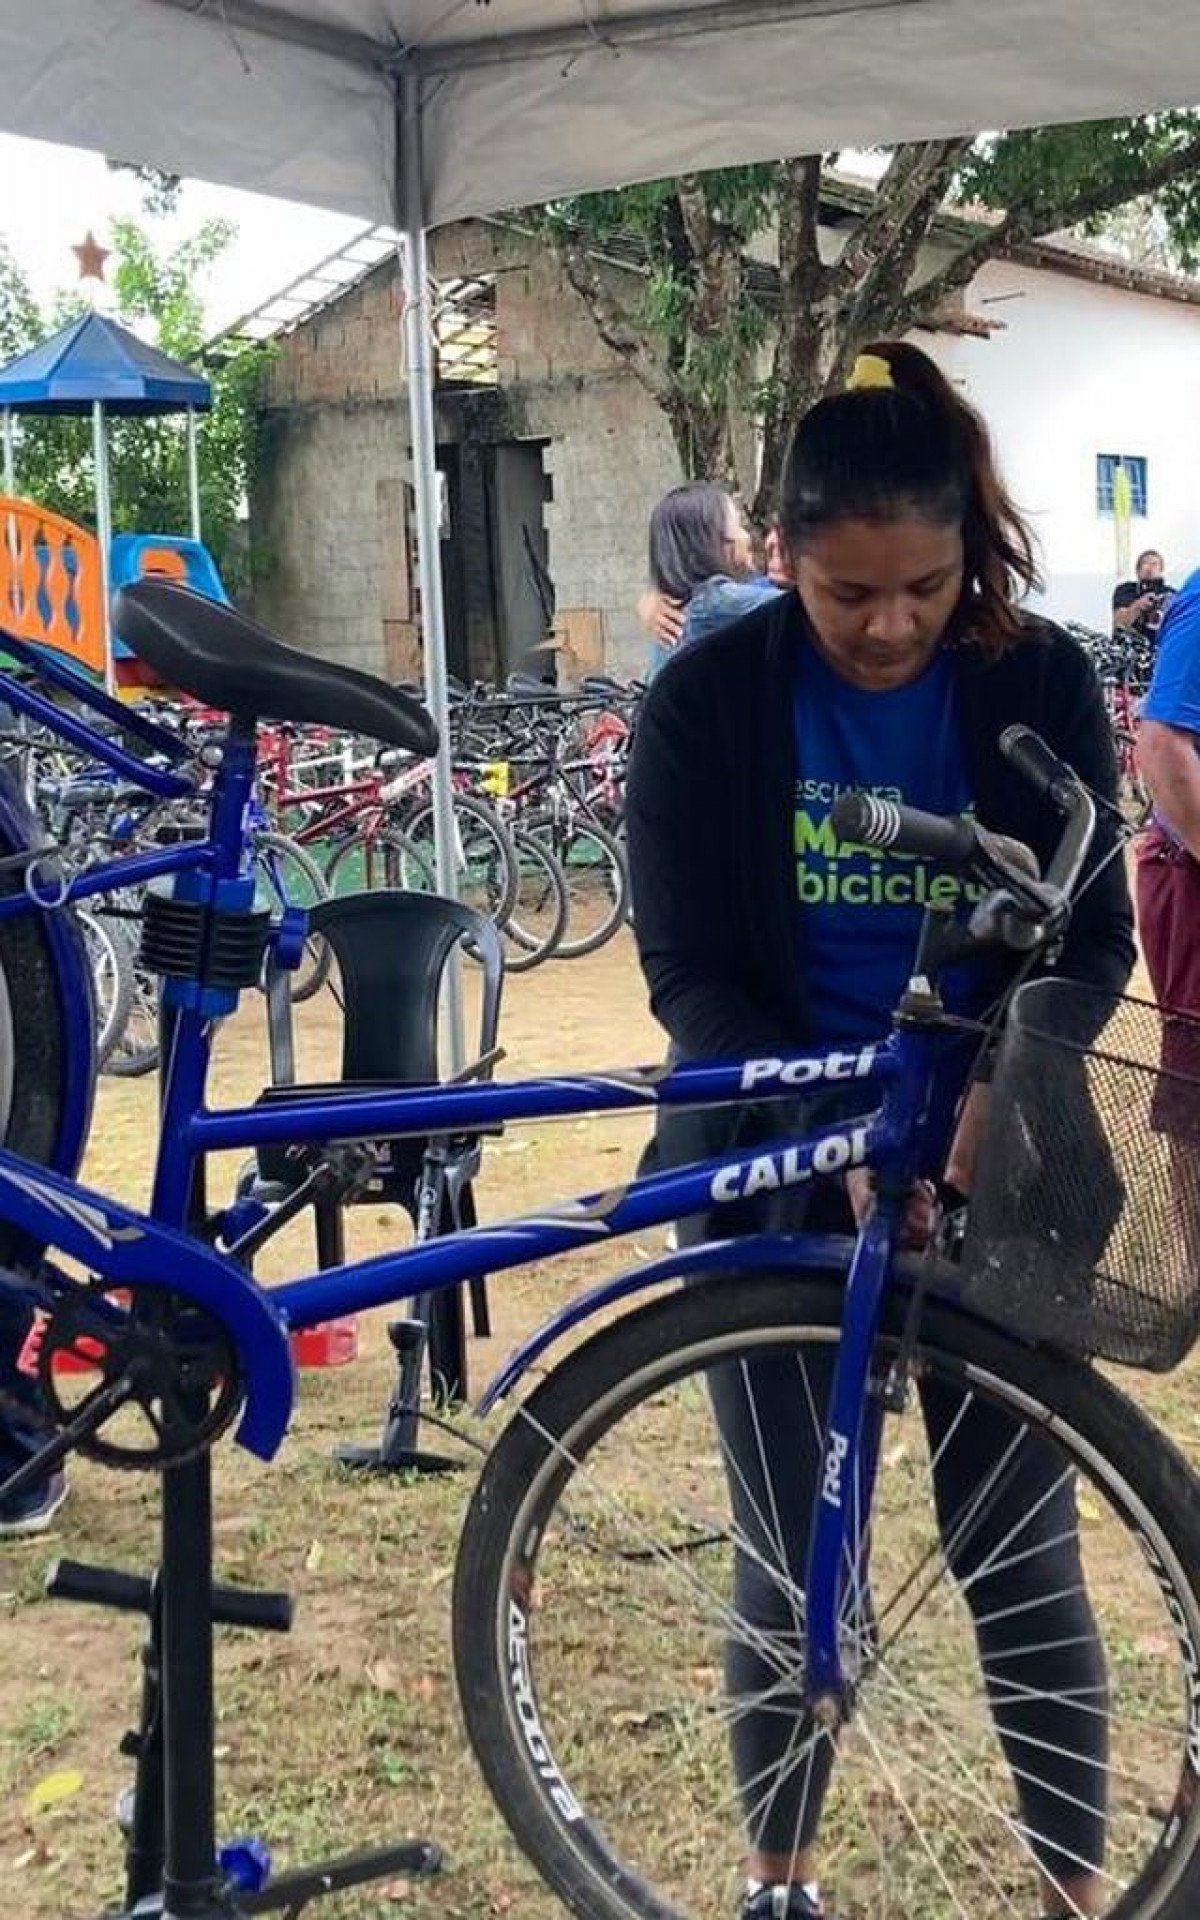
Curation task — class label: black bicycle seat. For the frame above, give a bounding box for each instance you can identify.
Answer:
[113,581,438,757]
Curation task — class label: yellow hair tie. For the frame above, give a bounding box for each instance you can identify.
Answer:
[846,352,895,392]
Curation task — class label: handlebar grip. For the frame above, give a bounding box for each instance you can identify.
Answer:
[999,726,1080,808]
[830,792,979,868]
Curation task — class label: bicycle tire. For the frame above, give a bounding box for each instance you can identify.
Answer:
[78,908,133,1069]
[404,795,519,928]
[254,830,332,1003]
[531,815,629,959]
[324,826,435,898]
[454,1272,1200,1920]
[0,792,94,1258]
[101,931,161,1079]
[501,828,569,972]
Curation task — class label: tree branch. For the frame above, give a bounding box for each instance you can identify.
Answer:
[831,140,972,363]
[902,131,1200,329]
[544,227,674,405]
[780,154,825,283]
[676,176,743,346]
[893,214,1022,331]
[830,140,971,297]
[1007,131,1200,242]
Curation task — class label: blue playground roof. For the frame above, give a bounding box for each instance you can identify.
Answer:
[0,311,212,416]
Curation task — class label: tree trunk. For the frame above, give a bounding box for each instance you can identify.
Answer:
[753,140,973,524]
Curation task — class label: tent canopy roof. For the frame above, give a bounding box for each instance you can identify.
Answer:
[0,311,213,416]
[5,1,1200,231]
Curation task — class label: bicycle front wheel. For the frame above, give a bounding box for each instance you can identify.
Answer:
[324,827,434,898]
[454,1272,1200,1920]
[405,795,519,927]
[501,827,569,972]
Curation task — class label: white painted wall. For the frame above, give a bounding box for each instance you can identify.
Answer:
[928,260,1200,632]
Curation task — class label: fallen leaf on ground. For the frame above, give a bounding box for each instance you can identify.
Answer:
[25,1771,84,1819]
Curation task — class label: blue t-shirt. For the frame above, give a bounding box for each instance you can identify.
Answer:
[1143,565,1200,736]
[793,642,987,1053]
[1142,567,1200,841]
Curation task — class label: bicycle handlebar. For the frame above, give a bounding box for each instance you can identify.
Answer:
[830,726,1099,955]
[999,725,1077,808]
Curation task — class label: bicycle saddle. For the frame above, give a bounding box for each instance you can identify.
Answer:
[113,580,438,756]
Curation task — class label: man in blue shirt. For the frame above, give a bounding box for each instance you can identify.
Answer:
[1137,570,1200,1036]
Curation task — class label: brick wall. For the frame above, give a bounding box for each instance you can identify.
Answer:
[252,221,683,679]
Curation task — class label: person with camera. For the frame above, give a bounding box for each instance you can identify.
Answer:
[1112,547,1175,645]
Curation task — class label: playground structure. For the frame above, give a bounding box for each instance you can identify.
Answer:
[0,310,230,689]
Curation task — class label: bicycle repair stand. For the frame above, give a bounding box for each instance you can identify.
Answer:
[41,1145,444,1918]
[239,890,504,1478]
[43,1552,441,1917]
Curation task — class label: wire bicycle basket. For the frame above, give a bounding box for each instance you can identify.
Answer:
[962,979,1200,1372]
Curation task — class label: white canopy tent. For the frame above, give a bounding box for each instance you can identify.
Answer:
[8,2,1200,229]
[3,0,1200,1040]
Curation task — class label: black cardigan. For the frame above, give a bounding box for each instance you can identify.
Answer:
[626,592,1135,1069]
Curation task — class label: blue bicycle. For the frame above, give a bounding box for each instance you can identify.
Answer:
[0,580,1198,1920]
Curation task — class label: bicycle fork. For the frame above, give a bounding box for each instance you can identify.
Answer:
[802,1008,941,1724]
[802,1208,896,1724]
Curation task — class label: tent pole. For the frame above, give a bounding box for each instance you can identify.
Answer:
[1,409,13,496]
[398,59,463,1064]
[92,400,116,695]
[185,406,202,539]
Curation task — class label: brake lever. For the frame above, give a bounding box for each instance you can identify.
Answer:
[965,885,1067,954]
[965,830,1071,955]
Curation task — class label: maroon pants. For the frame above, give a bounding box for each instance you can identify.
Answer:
[1136,826,1200,1126]
[1137,826,1200,1015]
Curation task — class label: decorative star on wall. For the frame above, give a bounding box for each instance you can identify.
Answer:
[72,230,110,283]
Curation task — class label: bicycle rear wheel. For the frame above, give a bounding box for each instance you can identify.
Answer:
[531,816,628,958]
[0,776,95,1261]
[78,908,132,1069]
[454,1272,1200,1920]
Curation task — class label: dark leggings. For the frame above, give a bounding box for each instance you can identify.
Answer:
[709,1346,1109,1885]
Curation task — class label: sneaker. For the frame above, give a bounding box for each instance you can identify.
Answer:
[0,1470,68,1538]
[742,1886,825,1919]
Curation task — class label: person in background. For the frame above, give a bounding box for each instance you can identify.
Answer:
[1112,547,1175,646]
[1136,569,1200,1028]
[0,1330,67,1535]
[638,484,783,675]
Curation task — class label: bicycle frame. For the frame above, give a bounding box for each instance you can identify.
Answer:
[0,651,964,1723]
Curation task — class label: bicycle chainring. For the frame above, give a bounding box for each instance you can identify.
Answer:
[32,1280,243,1470]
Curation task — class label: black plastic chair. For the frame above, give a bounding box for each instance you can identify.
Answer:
[251,890,504,1429]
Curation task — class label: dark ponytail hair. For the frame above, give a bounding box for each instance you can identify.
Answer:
[779,340,1041,652]
[648,482,733,604]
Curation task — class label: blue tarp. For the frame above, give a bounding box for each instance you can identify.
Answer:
[0,311,212,416]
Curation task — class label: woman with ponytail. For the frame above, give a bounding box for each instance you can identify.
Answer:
[626,342,1133,1920]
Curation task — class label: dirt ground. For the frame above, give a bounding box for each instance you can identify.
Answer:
[1,929,1198,1919]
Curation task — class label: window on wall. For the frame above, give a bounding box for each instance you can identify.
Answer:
[1096,454,1148,517]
